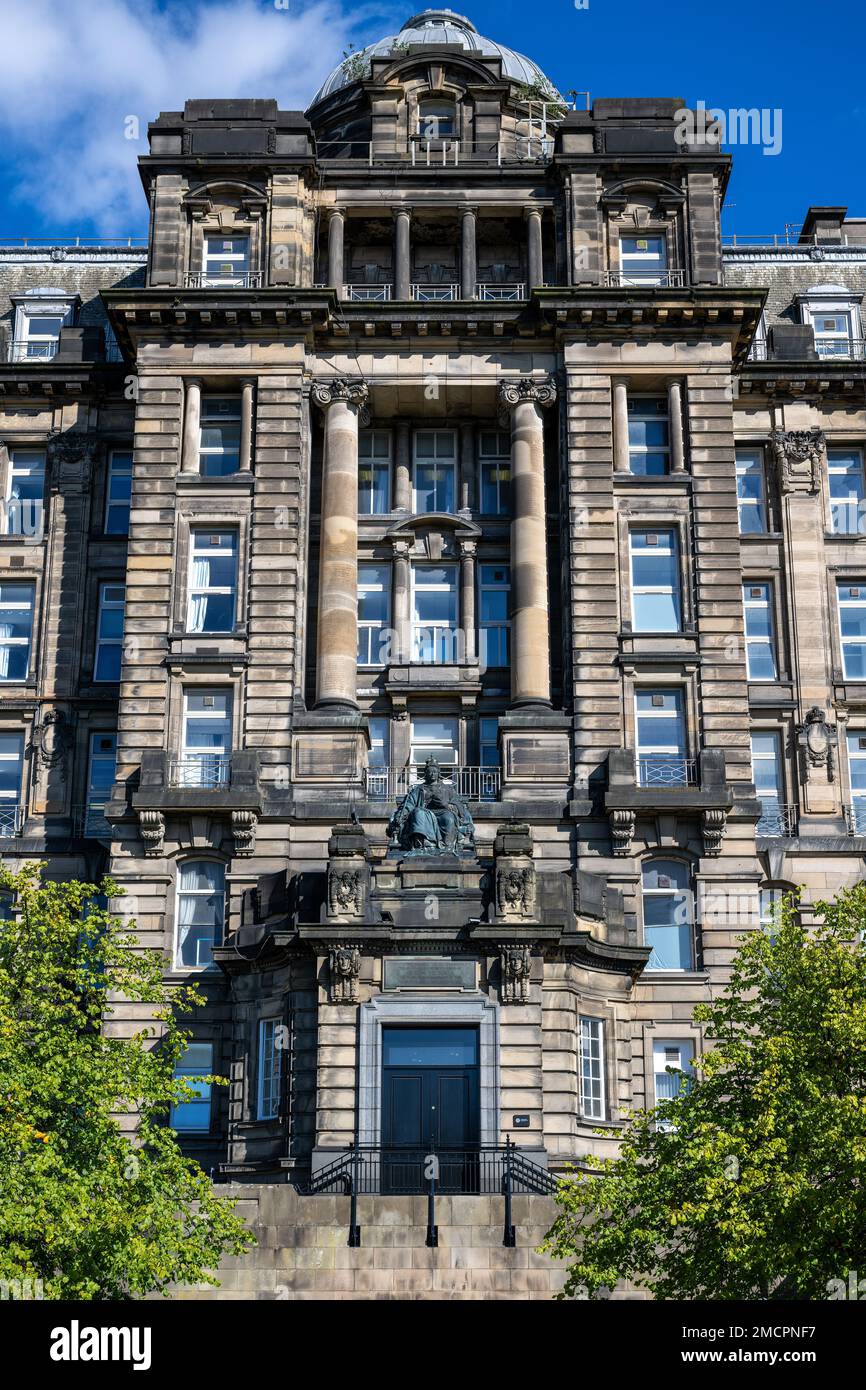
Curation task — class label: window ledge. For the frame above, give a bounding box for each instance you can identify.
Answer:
[739,532,783,541]
[613,472,691,486]
[176,471,254,490]
[641,970,710,983]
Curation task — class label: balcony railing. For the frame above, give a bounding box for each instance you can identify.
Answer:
[475,283,526,301]
[0,805,24,837]
[184,272,264,289]
[169,756,231,789]
[411,283,460,302]
[602,270,687,288]
[364,765,501,802]
[74,802,112,839]
[815,338,866,360]
[344,284,393,302]
[637,756,698,788]
[9,340,58,361]
[845,803,866,835]
[757,801,798,837]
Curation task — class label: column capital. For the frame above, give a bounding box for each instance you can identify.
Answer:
[458,203,478,217]
[392,204,413,221]
[325,206,345,222]
[312,378,370,414]
[498,375,557,411]
[523,204,543,222]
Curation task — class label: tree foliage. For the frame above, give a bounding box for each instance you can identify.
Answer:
[542,885,866,1299]
[0,862,252,1299]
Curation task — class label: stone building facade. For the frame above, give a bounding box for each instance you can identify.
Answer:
[1,8,864,1297]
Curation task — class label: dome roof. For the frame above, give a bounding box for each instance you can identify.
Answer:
[309,8,559,107]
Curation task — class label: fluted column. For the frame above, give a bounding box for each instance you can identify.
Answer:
[239,379,255,471]
[498,376,557,706]
[612,377,630,473]
[311,378,369,707]
[394,207,412,301]
[460,204,477,301]
[182,378,202,473]
[525,207,544,289]
[394,422,412,511]
[327,209,345,293]
[460,539,477,662]
[668,378,686,472]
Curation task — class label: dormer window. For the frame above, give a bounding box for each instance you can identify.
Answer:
[619,234,668,287]
[813,310,853,358]
[202,235,250,287]
[418,98,456,140]
[9,291,77,362]
[797,284,863,360]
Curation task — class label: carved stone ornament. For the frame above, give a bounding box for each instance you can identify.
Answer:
[500,945,532,1005]
[770,428,825,494]
[33,709,74,777]
[495,865,536,921]
[138,809,165,858]
[231,809,258,857]
[609,808,635,857]
[797,706,837,781]
[498,375,558,411]
[701,808,727,858]
[329,945,361,1004]
[311,378,370,418]
[328,868,361,916]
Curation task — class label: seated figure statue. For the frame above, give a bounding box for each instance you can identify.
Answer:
[388,756,475,854]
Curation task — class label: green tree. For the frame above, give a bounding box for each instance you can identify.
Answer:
[542,885,866,1300]
[0,862,252,1299]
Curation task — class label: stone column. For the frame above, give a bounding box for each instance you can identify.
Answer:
[498,376,557,706]
[182,378,202,473]
[239,379,255,471]
[525,207,544,289]
[460,538,477,663]
[311,378,370,708]
[460,204,477,300]
[394,207,412,301]
[668,378,686,472]
[612,378,630,473]
[327,209,345,293]
[459,422,476,512]
[394,421,412,511]
[392,538,412,663]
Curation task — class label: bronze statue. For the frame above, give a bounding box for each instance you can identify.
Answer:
[388,756,474,854]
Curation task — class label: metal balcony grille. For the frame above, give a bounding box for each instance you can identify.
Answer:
[815,338,866,360]
[602,270,687,288]
[475,283,526,301]
[845,803,866,835]
[184,272,264,289]
[74,803,112,839]
[364,765,500,802]
[0,805,24,837]
[411,283,460,302]
[308,1145,556,1198]
[344,284,393,302]
[757,802,798,837]
[637,756,698,788]
[169,756,231,789]
[9,341,58,361]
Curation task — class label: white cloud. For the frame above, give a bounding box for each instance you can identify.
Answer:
[0,0,376,232]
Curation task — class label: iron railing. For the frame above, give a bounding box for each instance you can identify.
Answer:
[0,805,25,837]
[74,802,112,839]
[603,269,687,288]
[9,340,58,361]
[184,272,264,289]
[169,756,231,789]
[364,765,501,802]
[343,283,392,302]
[845,804,866,835]
[637,756,698,788]
[757,801,798,837]
[411,282,460,302]
[815,337,866,360]
[475,283,526,300]
[0,236,147,248]
[306,1142,557,1248]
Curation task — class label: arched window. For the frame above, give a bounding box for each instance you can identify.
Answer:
[642,859,693,971]
[175,860,225,969]
[418,98,456,140]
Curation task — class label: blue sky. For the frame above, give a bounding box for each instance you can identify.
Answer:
[0,0,863,239]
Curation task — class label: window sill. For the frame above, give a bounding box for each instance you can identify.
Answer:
[641,970,709,983]
[613,472,691,486]
[739,531,783,541]
[176,471,254,490]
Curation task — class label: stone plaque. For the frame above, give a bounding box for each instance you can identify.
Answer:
[383,957,477,992]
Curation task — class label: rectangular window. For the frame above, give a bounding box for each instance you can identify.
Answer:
[478,430,511,515]
[635,689,688,786]
[368,715,390,769]
[813,310,853,358]
[620,234,668,286]
[257,1019,283,1121]
[6,450,45,538]
[759,886,784,941]
[19,313,67,360]
[838,583,866,679]
[0,583,34,683]
[828,448,865,536]
[358,563,391,667]
[579,1017,605,1120]
[200,396,241,476]
[175,863,225,970]
[479,563,510,668]
[736,449,768,534]
[94,583,125,682]
[628,397,670,475]
[642,861,693,971]
[181,690,232,788]
[170,1042,214,1130]
[84,732,117,837]
[751,730,784,835]
[410,715,458,768]
[413,430,456,513]
[848,731,866,833]
[202,235,250,286]
[653,1039,692,1124]
[412,563,458,662]
[358,430,391,514]
[187,530,238,633]
[105,450,133,535]
[629,529,681,632]
[742,582,778,680]
[479,716,499,768]
[0,733,24,837]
